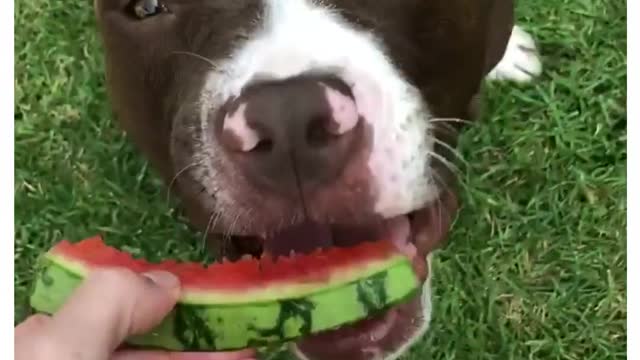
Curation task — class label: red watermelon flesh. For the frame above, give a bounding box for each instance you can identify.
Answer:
[259,216,422,276]
[48,229,415,303]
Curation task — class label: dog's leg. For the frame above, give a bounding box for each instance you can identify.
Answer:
[486,25,542,83]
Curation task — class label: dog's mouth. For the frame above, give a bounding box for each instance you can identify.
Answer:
[287,214,428,360]
[259,215,424,277]
[218,202,450,360]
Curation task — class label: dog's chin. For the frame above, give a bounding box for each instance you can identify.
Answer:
[213,203,446,360]
[291,277,430,360]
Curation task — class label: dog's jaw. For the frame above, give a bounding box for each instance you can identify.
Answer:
[195,0,440,223]
[381,253,434,360]
[290,253,434,360]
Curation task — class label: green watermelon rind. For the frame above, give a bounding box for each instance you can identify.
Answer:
[29,255,419,351]
[43,251,409,304]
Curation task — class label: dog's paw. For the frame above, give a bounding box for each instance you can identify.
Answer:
[487,25,542,83]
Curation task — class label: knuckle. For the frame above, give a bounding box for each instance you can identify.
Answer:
[22,313,50,327]
[15,314,51,340]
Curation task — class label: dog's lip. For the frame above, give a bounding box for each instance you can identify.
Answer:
[293,288,425,359]
[295,304,401,353]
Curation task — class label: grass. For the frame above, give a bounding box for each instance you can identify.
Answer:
[14,0,626,359]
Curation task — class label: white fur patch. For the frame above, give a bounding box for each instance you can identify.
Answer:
[200,0,439,218]
[487,25,543,83]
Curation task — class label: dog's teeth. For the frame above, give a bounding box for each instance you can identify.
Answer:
[240,254,253,261]
[260,251,273,263]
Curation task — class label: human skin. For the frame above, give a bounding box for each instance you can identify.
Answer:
[15,269,256,360]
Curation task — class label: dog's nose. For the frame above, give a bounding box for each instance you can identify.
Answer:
[215,75,363,194]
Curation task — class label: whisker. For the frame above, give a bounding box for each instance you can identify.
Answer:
[430,171,457,241]
[432,138,468,167]
[239,208,255,239]
[440,194,446,239]
[166,162,200,204]
[221,209,243,259]
[428,117,474,136]
[428,117,474,126]
[428,119,458,135]
[225,210,243,240]
[171,50,218,69]
[431,170,459,204]
[209,211,223,239]
[428,150,463,177]
[436,187,443,241]
[426,172,446,246]
[292,211,305,228]
[200,210,219,257]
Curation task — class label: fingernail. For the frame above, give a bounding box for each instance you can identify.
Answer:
[142,271,180,290]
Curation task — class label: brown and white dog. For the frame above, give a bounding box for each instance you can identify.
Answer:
[93,0,542,359]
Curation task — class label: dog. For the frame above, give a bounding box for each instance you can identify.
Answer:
[93,0,542,359]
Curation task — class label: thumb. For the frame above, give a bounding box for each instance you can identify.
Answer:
[47,268,180,359]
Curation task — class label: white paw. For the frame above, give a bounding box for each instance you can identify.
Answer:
[487,25,542,83]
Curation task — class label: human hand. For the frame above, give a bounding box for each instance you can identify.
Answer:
[15,268,256,360]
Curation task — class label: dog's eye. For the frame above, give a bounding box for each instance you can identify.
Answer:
[132,0,168,19]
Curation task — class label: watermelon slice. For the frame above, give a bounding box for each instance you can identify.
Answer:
[29,236,419,351]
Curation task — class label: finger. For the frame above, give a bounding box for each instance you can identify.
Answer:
[112,349,257,360]
[47,268,181,358]
[15,314,52,360]
[15,314,51,337]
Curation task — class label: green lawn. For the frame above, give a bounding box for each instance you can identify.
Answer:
[14,0,626,359]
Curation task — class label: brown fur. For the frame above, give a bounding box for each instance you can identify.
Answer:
[93,0,513,256]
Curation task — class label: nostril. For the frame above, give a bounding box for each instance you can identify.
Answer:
[252,138,274,153]
[306,115,337,148]
[321,83,359,136]
[220,103,263,152]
